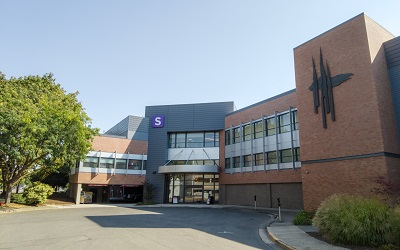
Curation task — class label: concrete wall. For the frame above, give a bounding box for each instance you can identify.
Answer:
[220,183,303,209]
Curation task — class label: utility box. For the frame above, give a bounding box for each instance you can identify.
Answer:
[80,191,93,204]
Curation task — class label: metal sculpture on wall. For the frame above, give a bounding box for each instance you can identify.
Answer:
[309,49,353,128]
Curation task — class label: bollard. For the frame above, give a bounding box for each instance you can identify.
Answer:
[254,195,257,210]
[277,198,281,222]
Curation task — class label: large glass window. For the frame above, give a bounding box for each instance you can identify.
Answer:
[115,159,127,169]
[253,121,263,139]
[267,151,277,164]
[168,134,176,148]
[169,131,220,148]
[233,156,240,168]
[128,159,142,170]
[280,149,292,163]
[225,158,231,169]
[254,153,264,166]
[294,147,300,162]
[205,132,218,147]
[176,133,186,148]
[225,130,231,145]
[243,155,252,167]
[233,127,240,144]
[265,117,276,136]
[279,113,291,133]
[83,157,98,168]
[100,158,114,168]
[242,124,251,141]
[186,133,204,148]
[167,173,219,204]
[292,110,299,131]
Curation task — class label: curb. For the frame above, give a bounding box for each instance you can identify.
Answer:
[266,228,296,250]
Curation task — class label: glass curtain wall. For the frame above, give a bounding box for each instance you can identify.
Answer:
[166,173,219,204]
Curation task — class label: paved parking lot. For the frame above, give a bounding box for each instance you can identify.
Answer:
[0,206,279,250]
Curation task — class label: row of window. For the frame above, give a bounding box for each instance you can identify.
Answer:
[225,148,300,168]
[167,159,219,166]
[82,156,147,170]
[168,131,220,148]
[225,110,298,145]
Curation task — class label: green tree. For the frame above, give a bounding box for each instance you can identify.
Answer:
[0,72,98,204]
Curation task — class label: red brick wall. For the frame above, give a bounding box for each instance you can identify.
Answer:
[301,157,387,210]
[91,135,148,154]
[70,172,145,185]
[294,14,398,210]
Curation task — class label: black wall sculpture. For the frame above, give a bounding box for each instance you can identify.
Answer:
[308,49,353,128]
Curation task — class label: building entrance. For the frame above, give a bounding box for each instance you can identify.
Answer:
[166,173,219,204]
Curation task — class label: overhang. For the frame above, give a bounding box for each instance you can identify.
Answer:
[158,165,218,174]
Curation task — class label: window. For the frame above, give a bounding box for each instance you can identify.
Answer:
[83,157,98,168]
[294,147,300,162]
[265,117,276,136]
[280,149,292,163]
[242,124,251,141]
[143,160,147,170]
[168,134,176,148]
[176,133,186,148]
[225,158,231,169]
[128,159,142,170]
[100,158,114,168]
[243,155,252,167]
[225,130,231,145]
[292,110,299,131]
[253,121,263,139]
[233,156,240,168]
[233,127,240,144]
[279,113,290,133]
[169,132,220,148]
[115,159,127,169]
[267,151,277,164]
[186,133,203,148]
[254,153,264,166]
[205,132,218,147]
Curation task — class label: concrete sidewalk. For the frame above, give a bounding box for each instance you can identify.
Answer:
[266,210,348,250]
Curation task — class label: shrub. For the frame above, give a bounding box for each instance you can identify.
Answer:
[293,210,314,225]
[10,193,26,204]
[313,194,395,246]
[23,182,54,205]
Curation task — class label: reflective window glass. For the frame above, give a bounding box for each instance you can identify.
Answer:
[100,158,114,168]
[83,157,98,168]
[267,151,277,164]
[115,159,127,169]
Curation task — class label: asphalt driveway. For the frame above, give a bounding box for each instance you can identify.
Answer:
[0,206,279,250]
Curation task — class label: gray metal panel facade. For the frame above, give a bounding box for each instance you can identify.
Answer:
[105,115,149,141]
[384,36,400,142]
[145,102,235,203]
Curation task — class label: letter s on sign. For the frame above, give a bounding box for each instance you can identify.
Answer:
[154,117,161,126]
[152,115,164,128]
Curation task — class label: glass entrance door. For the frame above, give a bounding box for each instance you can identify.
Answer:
[184,186,203,203]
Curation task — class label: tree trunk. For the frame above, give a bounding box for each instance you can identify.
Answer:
[16,182,20,194]
[5,183,12,204]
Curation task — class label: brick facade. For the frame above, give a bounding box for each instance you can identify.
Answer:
[294,13,399,210]
[91,135,148,155]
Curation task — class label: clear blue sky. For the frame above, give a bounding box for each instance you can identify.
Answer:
[1,1,400,132]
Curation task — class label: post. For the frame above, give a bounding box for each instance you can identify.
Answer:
[277,197,281,222]
[254,195,257,210]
